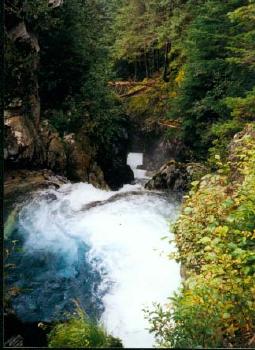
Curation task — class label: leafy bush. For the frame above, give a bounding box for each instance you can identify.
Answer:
[208,88,255,167]
[48,307,123,348]
[208,118,244,167]
[147,124,255,348]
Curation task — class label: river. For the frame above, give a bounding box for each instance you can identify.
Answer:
[5,153,181,348]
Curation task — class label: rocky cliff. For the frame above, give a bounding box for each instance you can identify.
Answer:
[4,0,132,191]
[4,110,108,188]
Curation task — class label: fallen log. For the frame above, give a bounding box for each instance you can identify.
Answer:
[108,80,156,88]
[119,86,148,98]
[158,119,181,128]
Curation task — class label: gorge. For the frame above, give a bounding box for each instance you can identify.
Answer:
[4,0,255,348]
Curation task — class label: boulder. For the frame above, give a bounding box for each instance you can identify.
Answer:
[101,161,134,191]
[145,160,208,192]
[96,126,134,190]
[64,133,109,189]
[89,162,109,190]
[64,133,91,182]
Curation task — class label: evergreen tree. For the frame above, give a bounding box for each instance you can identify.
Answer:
[167,0,254,158]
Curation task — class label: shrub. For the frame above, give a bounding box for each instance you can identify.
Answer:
[48,307,123,348]
[147,124,255,348]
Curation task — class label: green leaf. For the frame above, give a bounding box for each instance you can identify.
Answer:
[184,207,193,215]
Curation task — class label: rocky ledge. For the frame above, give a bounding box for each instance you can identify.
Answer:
[4,113,109,189]
[4,169,69,223]
[145,160,208,192]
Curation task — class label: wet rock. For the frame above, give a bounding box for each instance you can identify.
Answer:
[4,115,45,166]
[145,160,208,192]
[64,133,109,189]
[4,169,68,220]
[64,133,91,182]
[4,312,50,347]
[43,193,58,202]
[89,162,109,190]
[4,116,68,173]
[97,125,134,190]
[4,116,109,190]
[4,334,24,347]
[101,162,134,191]
[40,120,67,173]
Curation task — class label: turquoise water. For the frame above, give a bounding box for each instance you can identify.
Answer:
[5,182,181,348]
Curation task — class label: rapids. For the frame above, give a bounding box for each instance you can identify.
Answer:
[6,181,181,348]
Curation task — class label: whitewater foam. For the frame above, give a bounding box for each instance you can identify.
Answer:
[17,182,181,348]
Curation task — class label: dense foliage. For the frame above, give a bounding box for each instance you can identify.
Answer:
[48,307,123,348]
[38,0,130,153]
[5,0,127,152]
[5,0,255,348]
[112,0,255,160]
[6,0,254,158]
[146,125,255,348]
[112,3,255,346]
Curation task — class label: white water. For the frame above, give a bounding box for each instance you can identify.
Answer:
[127,152,149,179]
[18,182,181,348]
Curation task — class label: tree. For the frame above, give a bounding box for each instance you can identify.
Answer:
[166,0,254,158]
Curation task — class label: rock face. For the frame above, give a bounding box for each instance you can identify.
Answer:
[4,114,45,167]
[145,160,208,192]
[143,137,190,171]
[4,0,128,191]
[4,115,108,189]
[5,0,64,128]
[97,126,134,190]
[4,169,68,198]
[40,120,67,172]
[4,115,66,172]
[64,133,108,189]
[129,123,191,172]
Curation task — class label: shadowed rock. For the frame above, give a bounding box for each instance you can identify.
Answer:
[145,160,208,192]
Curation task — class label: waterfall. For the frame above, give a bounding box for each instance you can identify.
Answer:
[127,152,149,180]
[6,182,181,348]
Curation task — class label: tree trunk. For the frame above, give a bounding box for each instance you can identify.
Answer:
[157,48,160,70]
[153,48,156,72]
[162,41,171,82]
[134,60,137,81]
[144,51,149,78]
